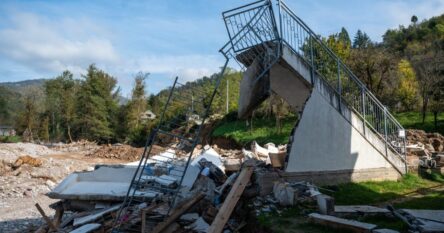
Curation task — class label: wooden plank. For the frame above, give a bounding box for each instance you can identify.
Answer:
[151,193,205,233]
[208,166,254,233]
[53,206,64,228]
[35,203,58,231]
[141,202,162,233]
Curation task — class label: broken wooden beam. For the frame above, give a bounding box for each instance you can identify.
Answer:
[151,193,205,233]
[35,203,58,231]
[141,202,162,233]
[208,166,254,233]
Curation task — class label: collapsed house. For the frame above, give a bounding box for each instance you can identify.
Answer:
[33,0,426,232]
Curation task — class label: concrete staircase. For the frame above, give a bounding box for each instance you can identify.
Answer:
[221,0,407,183]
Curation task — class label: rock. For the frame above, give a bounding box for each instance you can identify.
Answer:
[23,189,33,197]
[316,194,335,215]
[425,144,435,152]
[180,213,199,222]
[46,180,56,188]
[223,158,242,172]
[432,138,444,152]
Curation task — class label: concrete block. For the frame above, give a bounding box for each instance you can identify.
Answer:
[223,158,242,172]
[316,194,334,215]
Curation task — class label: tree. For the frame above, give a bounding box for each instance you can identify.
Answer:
[411,15,418,25]
[44,70,78,142]
[126,72,149,137]
[396,59,419,111]
[348,45,399,103]
[75,64,119,142]
[353,30,371,48]
[412,50,444,123]
[18,86,44,142]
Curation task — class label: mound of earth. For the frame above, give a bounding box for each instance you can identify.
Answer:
[85,144,144,161]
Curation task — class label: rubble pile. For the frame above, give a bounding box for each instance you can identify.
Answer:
[407,130,444,154]
[85,144,145,161]
[0,143,58,163]
[30,142,289,233]
[405,130,444,170]
[10,139,444,233]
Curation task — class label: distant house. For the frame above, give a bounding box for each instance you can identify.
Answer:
[0,125,16,137]
[140,110,156,120]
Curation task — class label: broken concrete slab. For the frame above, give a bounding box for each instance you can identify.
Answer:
[372,229,399,233]
[48,166,139,201]
[191,148,224,172]
[417,218,444,232]
[69,223,101,233]
[309,213,377,233]
[180,213,200,222]
[73,205,120,226]
[154,175,178,187]
[181,164,201,189]
[401,209,444,223]
[335,205,390,215]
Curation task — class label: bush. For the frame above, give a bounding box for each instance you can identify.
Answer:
[0,136,21,143]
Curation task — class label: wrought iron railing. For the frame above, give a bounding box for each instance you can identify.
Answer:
[221,0,407,169]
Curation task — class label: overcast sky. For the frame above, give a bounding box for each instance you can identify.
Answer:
[0,0,443,97]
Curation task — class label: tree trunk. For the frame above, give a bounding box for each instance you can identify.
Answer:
[434,111,438,131]
[67,125,73,143]
[422,95,428,124]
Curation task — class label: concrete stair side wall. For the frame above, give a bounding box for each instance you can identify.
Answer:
[276,45,406,179]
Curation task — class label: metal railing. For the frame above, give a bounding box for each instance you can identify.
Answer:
[222,0,407,168]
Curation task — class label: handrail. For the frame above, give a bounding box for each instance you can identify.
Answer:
[279,1,401,127]
[277,1,405,134]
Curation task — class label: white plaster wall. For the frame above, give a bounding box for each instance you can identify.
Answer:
[285,90,393,172]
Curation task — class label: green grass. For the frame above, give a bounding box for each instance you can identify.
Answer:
[0,135,21,143]
[325,173,441,205]
[212,116,298,145]
[394,111,444,135]
[258,173,444,232]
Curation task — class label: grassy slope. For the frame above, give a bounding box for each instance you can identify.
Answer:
[212,116,298,145]
[325,173,443,206]
[394,112,444,135]
[260,173,444,233]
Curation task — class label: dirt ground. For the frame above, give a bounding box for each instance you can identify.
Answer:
[0,142,143,233]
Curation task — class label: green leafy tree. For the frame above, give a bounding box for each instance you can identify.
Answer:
[396,59,419,111]
[75,64,119,142]
[44,71,78,142]
[18,86,44,142]
[126,72,150,142]
[353,30,371,48]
